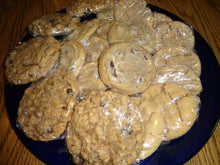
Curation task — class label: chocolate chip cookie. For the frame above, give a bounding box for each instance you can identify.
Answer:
[28,13,80,37]
[99,42,155,95]
[5,37,60,84]
[17,69,79,141]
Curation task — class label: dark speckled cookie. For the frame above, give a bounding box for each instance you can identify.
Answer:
[17,69,79,141]
[5,37,60,84]
[28,13,80,37]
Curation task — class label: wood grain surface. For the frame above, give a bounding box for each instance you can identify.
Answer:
[0,0,219,164]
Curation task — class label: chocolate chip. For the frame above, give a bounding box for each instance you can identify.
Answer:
[62,106,66,110]
[9,59,13,64]
[49,19,55,24]
[110,61,114,68]
[105,87,111,91]
[144,55,148,60]
[46,128,54,134]
[67,88,74,97]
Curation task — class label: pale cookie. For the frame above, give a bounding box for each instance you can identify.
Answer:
[82,36,109,63]
[108,22,156,53]
[153,46,201,76]
[96,19,115,40]
[145,12,172,29]
[17,69,79,141]
[142,83,199,140]
[77,77,105,101]
[58,40,85,77]
[5,37,60,85]
[63,19,99,44]
[155,21,195,51]
[66,0,114,17]
[66,90,148,165]
[153,64,202,95]
[99,43,155,95]
[114,0,152,23]
[136,101,164,162]
[78,62,100,80]
[28,13,80,37]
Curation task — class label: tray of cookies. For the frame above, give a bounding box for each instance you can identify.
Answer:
[4,0,220,165]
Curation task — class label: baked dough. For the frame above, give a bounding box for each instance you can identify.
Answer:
[155,21,195,51]
[17,69,78,141]
[99,42,155,95]
[153,64,202,95]
[58,40,85,77]
[28,13,80,37]
[142,83,199,140]
[153,46,201,76]
[5,37,60,84]
[66,90,148,165]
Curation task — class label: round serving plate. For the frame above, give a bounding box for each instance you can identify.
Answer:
[5,4,220,165]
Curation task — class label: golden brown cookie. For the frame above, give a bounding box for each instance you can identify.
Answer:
[17,69,79,141]
[63,19,99,44]
[153,64,202,95]
[108,22,156,53]
[142,83,199,140]
[155,21,195,51]
[82,36,109,63]
[58,40,85,77]
[28,13,80,37]
[66,0,114,17]
[66,90,148,165]
[153,46,201,76]
[5,37,60,84]
[99,42,155,95]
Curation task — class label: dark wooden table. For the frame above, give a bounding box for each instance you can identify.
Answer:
[0,0,219,164]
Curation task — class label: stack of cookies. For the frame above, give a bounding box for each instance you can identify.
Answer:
[5,0,202,164]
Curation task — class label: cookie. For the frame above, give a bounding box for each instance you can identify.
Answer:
[99,42,155,95]
[142,83,199,140]
[17,69,79,141]
[66,0,114,17]
[28,13,80,37]
[78,62,100,80]
[82,36,109,63]
[153,64,202,95]
[58,40,85,77]
[114,0,152,23]
[97,7,115,21]
[155,21,195,51]
[153,46,201,75]
[145,12,172,29]
[77,77,105,101]
[136,101,164,162]
[5,37,60,84]
[96,19,115,40]
[108,22,156,53]
[66,90,148,165]
[63,19,99,44]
